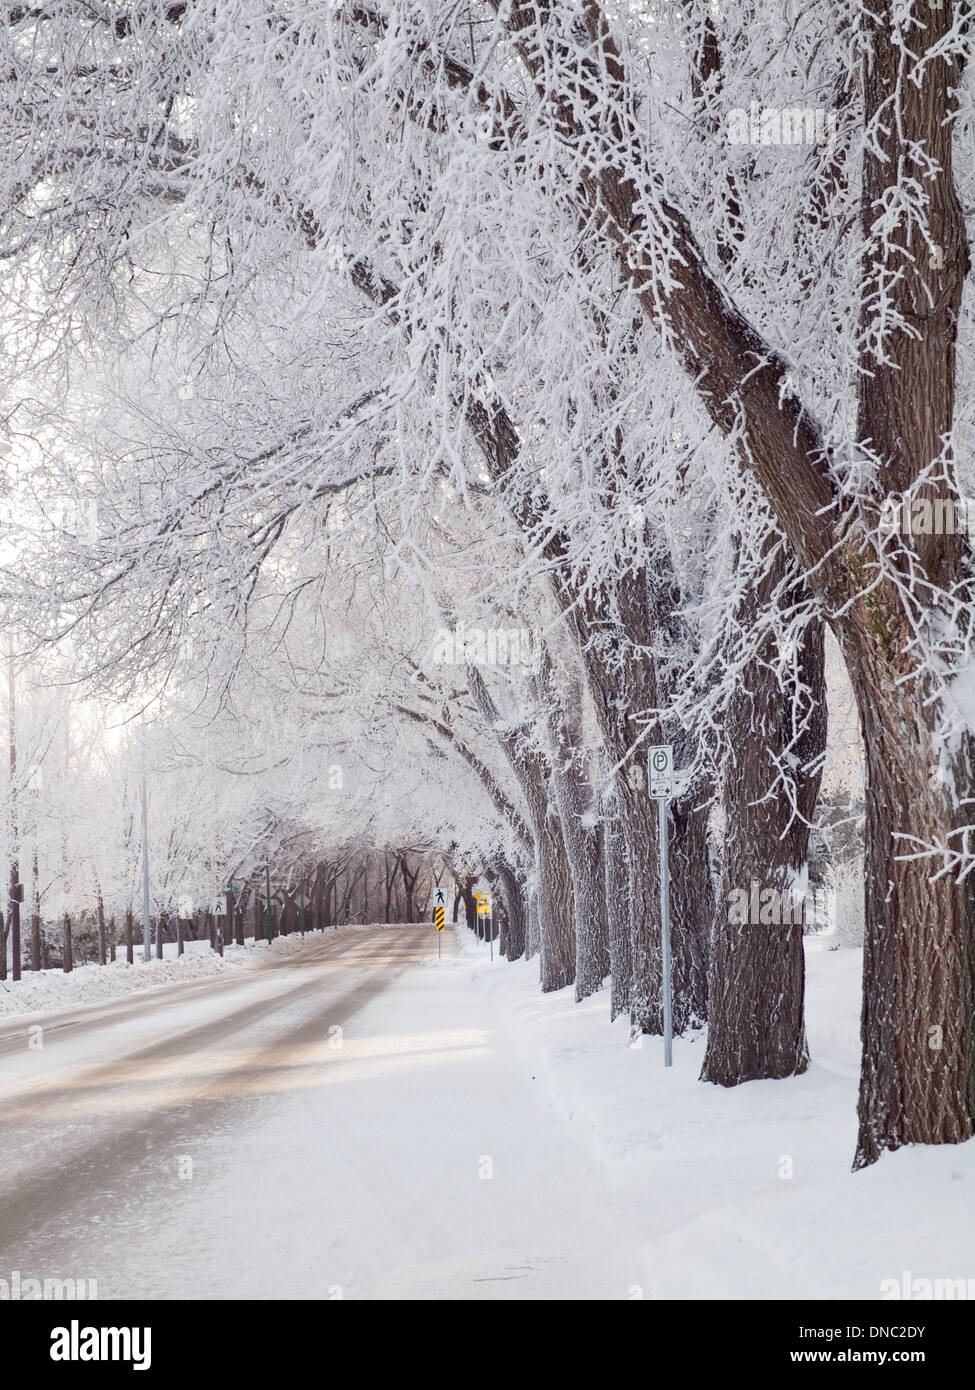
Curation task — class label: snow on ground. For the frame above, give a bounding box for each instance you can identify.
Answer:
[0,927,372,1019]
[5,924,974,1299]
[435,931,975,1300]
[5,926,646,1299]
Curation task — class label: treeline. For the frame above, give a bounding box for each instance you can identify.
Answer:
[0,850,445,974]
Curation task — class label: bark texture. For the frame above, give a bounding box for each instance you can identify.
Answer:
[702,553,826,1085]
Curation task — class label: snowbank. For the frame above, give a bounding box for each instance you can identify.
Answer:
[0,927,370,1019]
[444,930,975,1300]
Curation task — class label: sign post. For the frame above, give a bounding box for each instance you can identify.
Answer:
[475,893,492,960]
[649,745,674,1067]
[434,888,445,959]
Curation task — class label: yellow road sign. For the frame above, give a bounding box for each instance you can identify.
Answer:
[434,906,445,931]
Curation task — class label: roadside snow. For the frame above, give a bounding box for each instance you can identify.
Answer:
[0,927,372,1019]
[5,923,972,1299]
[442,931,975,1300]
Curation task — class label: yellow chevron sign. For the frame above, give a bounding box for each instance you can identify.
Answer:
[434,906,445,931]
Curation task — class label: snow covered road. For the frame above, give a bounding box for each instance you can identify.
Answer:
[0,926,642,1300]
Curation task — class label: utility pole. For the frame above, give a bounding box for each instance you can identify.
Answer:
[31,848,41,972]
[7,650,21,982]
[140,772,151,963]
[96,889,106,966]
[265,862,272,944]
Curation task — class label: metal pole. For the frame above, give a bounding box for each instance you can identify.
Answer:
[8,651,20,983]
[489,908,493,961]
[265,862,272,944]
[659,797,672,1067]
[140,774,151,962]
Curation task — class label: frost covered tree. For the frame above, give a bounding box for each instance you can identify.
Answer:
[2,0,974,1171]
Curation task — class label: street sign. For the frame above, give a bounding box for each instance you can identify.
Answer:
[435,888,445,905]
[647,745,674,1068]
[434,906,445,931]
[648,744,673,800]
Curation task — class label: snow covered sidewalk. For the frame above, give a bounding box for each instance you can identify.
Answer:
[452,932,975,1300]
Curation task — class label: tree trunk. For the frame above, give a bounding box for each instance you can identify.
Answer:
[525,880,541,961]
[574,565,710,1033]
[669,781,713,1032]
[384,855,394,923]
[539,654,608,1000]
[702,574,826,1084]
[96,892,106,966]
[846,639,975,1165]
[31,910,41,973]
[399,854,418,923]
[843,0,974,1166]
[602,791,631,1020]
[458,875,477,933]
[492,857,527,961]
[535,798,576,991]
